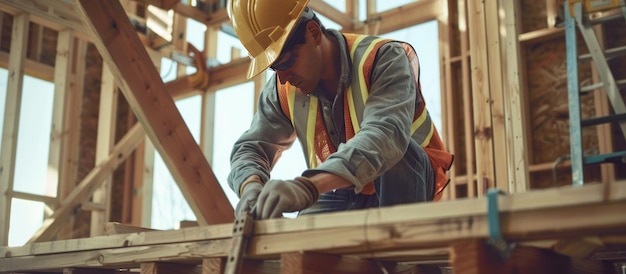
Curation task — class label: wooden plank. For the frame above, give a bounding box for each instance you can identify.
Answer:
[466,0,495,196]
[1,182,625,256]
[1,186,626,272]
[74,0,234,225]
[27,124,146,243]
[0,12,29,247]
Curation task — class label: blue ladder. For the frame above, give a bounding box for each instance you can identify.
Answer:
[565,0,626,186]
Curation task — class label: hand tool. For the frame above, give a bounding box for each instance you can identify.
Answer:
[224,206,256,274]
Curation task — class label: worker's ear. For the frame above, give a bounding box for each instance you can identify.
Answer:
[306,21,322,45]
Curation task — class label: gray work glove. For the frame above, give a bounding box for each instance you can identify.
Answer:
[255,176,320,219]
[235,182,263,216]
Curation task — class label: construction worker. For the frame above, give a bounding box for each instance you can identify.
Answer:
[226,0,453,219]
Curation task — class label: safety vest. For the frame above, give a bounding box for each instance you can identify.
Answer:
[276,33,453,201]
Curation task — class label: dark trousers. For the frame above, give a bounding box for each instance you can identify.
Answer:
[299,139,434,215]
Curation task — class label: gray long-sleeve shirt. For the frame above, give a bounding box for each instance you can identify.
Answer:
[227,29,417,196]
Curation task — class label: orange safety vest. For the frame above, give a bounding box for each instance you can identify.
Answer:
[276,33,453,201]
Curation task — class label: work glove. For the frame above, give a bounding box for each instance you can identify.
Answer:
[255,176,320,219]
[235,181,263,216]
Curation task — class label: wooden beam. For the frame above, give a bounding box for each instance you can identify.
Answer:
[308,0,353,30]
[0,50,55,82]
[0,12,29,247]
[353,0,440,35]
[103,222,156,235]
[0,0,91,41]
[131,0,179,10]
[2,183,626,269]
[206,59,249,92]
[74,0,234,225]
[27,124,146,243]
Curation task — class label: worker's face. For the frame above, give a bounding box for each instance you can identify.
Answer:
[274,21,322,95]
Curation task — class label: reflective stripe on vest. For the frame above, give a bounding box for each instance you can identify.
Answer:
[283,35,435,165]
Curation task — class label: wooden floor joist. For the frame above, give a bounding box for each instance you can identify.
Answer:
[1,182,626,273]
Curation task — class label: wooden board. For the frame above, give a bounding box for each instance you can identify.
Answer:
[2,182,626,272]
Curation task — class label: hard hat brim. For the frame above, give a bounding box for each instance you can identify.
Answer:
[246,19,296,79]
[246,2,310,79]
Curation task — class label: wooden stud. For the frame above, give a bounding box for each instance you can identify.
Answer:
[502,0,530,193]
[200,25,218,163]
[141,262,201,274]
[451,239,570,274]
[466,0,495,196]
[202,258,279,274]
[75,0,234,225]
[0,12,29,247]
[57,37,88,240]
[439,0,455,200]
[202,258,225,274]
[281,252,381,274]
[47,28,74,223]
[458,0,476,198]
[91,62,118,237]
[122,113,138,224]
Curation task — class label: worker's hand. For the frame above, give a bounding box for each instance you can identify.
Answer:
[255,176,320,219]
[235,182,263,216]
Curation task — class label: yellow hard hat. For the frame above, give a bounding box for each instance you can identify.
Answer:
[228,0,311,79]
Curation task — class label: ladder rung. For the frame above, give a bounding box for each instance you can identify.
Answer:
[584,151,626,165]
[581,113,626,127]
[580,82,605,93]
[588,10,624,25]
[578,79,626,94]
[579,45,626,62]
